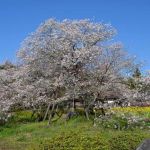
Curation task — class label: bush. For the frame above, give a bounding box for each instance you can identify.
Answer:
[110,132,148,150]
[28,130,149,150]
[95,107,150,130]
[9,111,36,124]
[28,132,110,150]
[0,112,11,125]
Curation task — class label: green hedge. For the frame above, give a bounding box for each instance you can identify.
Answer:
[28,131,149,150]
[110,132,147,150]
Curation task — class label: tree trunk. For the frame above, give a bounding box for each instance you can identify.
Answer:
[85,95,97,120]
[72,89,75,112]
[43,103,51,121]
[43,94,55,121]
[72,98,75,112]
[101,108,105,116]
[85,108,90,120]
[48,102,55,125]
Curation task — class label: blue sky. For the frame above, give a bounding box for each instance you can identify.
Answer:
[0,0,150,70]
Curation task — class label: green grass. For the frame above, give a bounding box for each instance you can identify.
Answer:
[1,110,150,150]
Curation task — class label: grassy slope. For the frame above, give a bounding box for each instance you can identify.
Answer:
[0,115,150,150]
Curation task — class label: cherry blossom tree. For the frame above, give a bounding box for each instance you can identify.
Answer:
[0,19,143,124]
[16,19,138,122]
[0,62,19,112]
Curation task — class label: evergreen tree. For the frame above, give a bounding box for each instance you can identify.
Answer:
[132,68,141,78]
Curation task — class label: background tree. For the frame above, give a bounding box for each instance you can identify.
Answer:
[0,61,18,112]
[132,67,141,78]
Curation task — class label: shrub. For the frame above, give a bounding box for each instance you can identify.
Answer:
[0,112,11,125]
[28,132,110,150]
[9,111,36,124]
[27,130,149,150]
[110,132,148,150]
[95,107,150,130]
